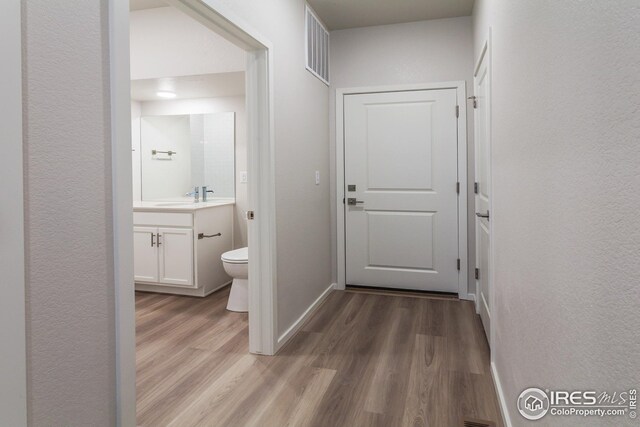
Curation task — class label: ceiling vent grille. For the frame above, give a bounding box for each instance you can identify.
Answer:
[305,4,329,85]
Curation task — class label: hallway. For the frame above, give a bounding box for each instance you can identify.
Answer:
[136,289,502,426]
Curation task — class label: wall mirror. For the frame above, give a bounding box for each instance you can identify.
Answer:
[139,112,235,201]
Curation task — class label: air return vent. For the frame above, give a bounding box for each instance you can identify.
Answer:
[305,4,329,85]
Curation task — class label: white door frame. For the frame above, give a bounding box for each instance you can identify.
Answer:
[0,1,27,425]
[109,1,278,425]
[473,36,495,352]
[335,82,470,299]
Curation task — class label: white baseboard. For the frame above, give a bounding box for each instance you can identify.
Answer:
[276,283,336,350]
[491,361,513,427]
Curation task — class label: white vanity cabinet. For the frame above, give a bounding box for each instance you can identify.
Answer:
[133,204,233,297]
[133,226,193,287]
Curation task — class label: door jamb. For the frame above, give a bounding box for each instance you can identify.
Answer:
[335,82,470,299]
[109,1,278,425]
[0,1,27,425]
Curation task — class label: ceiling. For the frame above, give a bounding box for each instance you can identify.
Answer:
[131,72,245,102]
[130,0,167,11]
[307,0,475,30]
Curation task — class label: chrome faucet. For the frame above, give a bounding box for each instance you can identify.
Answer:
[185,186,200,203]
[202,186,214,202]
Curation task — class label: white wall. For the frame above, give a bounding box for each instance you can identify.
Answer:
[329,17,475,293]
[130,6,245,80]
[22,0,116,424]
[141,96,249,247]
[473,1,640,426]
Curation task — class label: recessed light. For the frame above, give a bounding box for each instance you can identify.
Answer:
[156,91,176,99]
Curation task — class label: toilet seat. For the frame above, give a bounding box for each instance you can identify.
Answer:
[221,247,248,264]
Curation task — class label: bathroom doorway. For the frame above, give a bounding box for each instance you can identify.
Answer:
[110,0,277,424]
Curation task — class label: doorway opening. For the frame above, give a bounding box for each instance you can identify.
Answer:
[110,1,277,424]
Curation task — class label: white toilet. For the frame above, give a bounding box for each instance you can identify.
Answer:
[221,247,248,312]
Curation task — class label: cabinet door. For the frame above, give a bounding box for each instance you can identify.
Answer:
[133,227,158,283]
[158,228,194,287]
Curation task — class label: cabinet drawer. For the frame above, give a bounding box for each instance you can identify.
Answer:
[133,212,193,227]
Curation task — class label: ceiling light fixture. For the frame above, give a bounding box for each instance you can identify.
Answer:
[156,91,176,99]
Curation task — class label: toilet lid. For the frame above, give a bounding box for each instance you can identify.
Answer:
[221,247,248,264]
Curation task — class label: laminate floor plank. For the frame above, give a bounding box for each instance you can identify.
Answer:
[136,288,503,427]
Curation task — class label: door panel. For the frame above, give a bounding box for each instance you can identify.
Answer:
[158,228,194,287]
[366,102,434,190]
[133,226,158,283]
[367,211,434,270]
[475,47,491,343]
[344,89,459,293]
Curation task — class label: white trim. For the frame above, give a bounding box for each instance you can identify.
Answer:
[335,82,469,299]
[111,0,278,424]
[276,283,335,348]
[491,362,513,427]
[0,1,27,425]
[109,1,136,426]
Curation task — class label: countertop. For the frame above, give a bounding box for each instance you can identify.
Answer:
[133,198,235,213]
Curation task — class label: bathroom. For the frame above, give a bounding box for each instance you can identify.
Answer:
[130,4,253,418]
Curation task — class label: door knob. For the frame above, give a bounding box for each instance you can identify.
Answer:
[347,198,364,206]
[475,210,490,219]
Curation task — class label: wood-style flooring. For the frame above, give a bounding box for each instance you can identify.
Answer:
[136,287,503,427]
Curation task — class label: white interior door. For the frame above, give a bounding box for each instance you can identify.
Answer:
[158,227,194,287]
[133,226,158,283]
[344,89,460,293]
[474,47,492,340]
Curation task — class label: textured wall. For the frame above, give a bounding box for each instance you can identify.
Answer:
[23,0,116,425]
[473,1,640,425]
[329,17,475,293]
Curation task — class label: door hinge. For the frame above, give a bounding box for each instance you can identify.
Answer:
[474,182,479,194]
[455,105,460,118]
[456,182,460,194]
[475,268,479,280]
[457,258,461,270]
[247,210,255,220]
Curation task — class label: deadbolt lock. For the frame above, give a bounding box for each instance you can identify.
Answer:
[347,184,356,192]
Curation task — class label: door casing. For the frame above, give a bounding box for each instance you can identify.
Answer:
[0,0,27,425]
[335,82,470,300]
